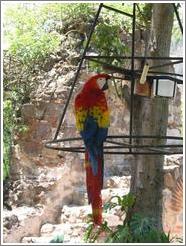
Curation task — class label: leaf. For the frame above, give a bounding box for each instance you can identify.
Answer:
[136,229,171,243]
[83,223,94,242]
[105,224,131,243]
[103,201,117,212]
[130,213,157,237]
[120,193,136,210]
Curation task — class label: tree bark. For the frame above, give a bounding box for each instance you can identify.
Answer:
[130,4,174,230]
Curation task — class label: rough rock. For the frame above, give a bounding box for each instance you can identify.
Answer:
[21,104,35,121]
[102,187,130,203]
[105,175,131,188]
[3,215,19,230]
[40,223,55,235]
[104,213,123,227]
[22,236,54,243]
[164,155,183,166]
[164,172,175,189]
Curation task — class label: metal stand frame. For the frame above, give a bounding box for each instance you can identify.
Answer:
[45,3,183,155]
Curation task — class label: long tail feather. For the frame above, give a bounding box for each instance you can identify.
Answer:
[85,148,104,225]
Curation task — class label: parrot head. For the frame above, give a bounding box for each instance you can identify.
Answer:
[83,73,111,92]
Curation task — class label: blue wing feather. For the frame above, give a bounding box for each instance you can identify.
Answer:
[80,115,108,175]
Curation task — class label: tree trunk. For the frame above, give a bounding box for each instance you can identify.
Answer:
[130,4,174,230]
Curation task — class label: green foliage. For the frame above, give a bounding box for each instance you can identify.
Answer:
[60,3,95,22]
[91,22,128,66]
[129,213,157,236]
[9,31,60,66]
[84,193,135,243]
[106,224,132,243]
[84,222,94,242]
[104,193,135,213]
[83,211,113,243]
[90,5,132,71]
[137,3,152,28]
[106,216,171,243]
[3,97,29,180]
[141,229,171,243]
[84,221,112,243]
[3,2,182,69]
[49,234,64,243]
[3,100,14,180]
[4,3,61,66]
[84,193,172,243]
[3,55,30,180]
[41,3,95,23]
[3,2,157,76]
[105,205,171,243]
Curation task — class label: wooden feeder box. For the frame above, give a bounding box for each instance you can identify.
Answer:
[135,76,177,98]
[134,79,152,97]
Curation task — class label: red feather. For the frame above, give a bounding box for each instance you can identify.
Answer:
[85,151,103,225]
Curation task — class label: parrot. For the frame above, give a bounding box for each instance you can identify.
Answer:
[74,73,111,225]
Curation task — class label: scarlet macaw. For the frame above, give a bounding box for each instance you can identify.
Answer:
[74,73,110,225]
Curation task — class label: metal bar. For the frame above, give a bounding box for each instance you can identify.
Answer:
[136,3,146,21]
[102,4,133,18]
[44,145,183,155]
[103,151,183,155]
[89,58,183,83]
[172,3,183,34]
[46,137,81,144]
[89,58,137,80]
[147,147,172,154]
[129,3,136,147]
[45,135,183,145]
[49,145,183,149]
[136,70,183,77]
[105,145,183,149]
[88,59,183,84]
[173,78,177,97]
[87,58,135,76]
[148,75,183,84]
[53,4,103,140]
[156,78,159,95]
[85,55,183,60]
[111,76,126,80]
[106,135,183,140]
[106,140,130,146]
[105,142,183,148]
[149,60,183,70]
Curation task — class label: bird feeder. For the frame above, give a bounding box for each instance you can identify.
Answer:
[134,75,179,98]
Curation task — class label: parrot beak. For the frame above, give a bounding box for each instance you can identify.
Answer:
[101,81,109,91]
[101,77,112,91]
